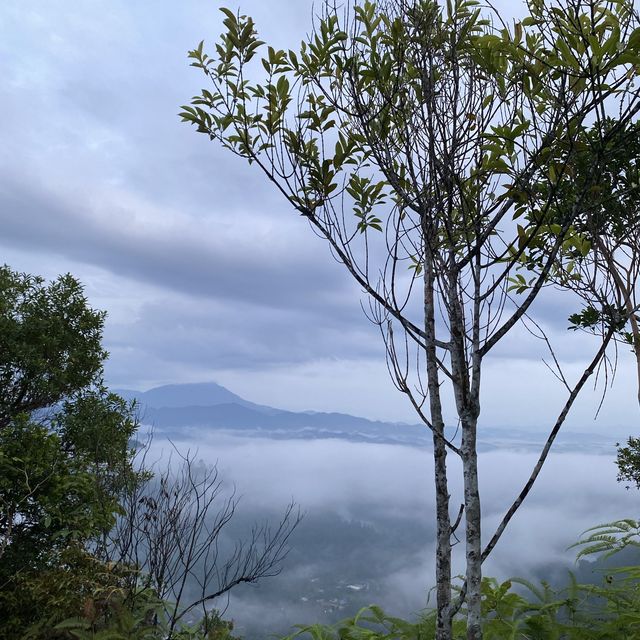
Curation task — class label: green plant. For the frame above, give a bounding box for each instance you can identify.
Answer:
[0,266,140,638]
[283,605,448,640]
[617,438,640,489]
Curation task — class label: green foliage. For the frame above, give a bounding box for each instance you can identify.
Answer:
[50,589,238,640]
[8,546,139,639]
[56,388,141,536]
[51,604,239,640]
[507,116,640,343]
[48,586,164,640]
[282,605,446,640]
[616,437,640,489]
[172,611,240,640]
[573,519,640,561]
[567,304,628,335]
[181,0,504,235]
[0,266,140,639]
[181,0,640,230]
[0,266,107,428]
[283,567,640,640]
[0,394,139,581]
[1,417,94,585]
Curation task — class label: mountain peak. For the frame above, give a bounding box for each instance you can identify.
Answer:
[116,381,247,409]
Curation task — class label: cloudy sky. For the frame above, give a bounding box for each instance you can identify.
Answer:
[1,0,638,430]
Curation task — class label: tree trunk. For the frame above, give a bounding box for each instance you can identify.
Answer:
[433,430,452,639]
[447,268,483,639]
[424,257,453,639]
[461,418,482,640]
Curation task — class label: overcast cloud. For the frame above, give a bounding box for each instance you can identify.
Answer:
[1,0,639,428]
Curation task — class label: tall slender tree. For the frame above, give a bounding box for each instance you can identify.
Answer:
[182,1,640,637]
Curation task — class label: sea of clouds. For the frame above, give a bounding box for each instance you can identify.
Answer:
[146,432,638,637]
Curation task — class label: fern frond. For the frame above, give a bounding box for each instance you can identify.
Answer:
[571,519,640,560]
[509,576,546,603]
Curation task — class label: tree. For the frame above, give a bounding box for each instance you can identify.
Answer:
[0,266,137,635]
[0,266,140,637]
[0,266,138,571]
[181,1,640,638]
[105,444,302,638]
[617,436,640,489]
[0,267,107,429]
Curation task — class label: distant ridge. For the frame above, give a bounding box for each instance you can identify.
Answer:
[115,381,429,445]
[115,382,618,452]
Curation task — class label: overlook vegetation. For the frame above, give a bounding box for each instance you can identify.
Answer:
[0,268,637,638]
[0,265,299,639]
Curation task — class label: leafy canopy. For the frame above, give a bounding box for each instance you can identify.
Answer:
[0,266,139,638]
[0,266,106,428]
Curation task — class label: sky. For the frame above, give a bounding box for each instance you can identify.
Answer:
[1,0,639,431]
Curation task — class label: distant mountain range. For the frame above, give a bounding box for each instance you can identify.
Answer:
[115,382,620,453]
[115,382,430,446]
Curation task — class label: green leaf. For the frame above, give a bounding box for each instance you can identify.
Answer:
[628,27,640,52]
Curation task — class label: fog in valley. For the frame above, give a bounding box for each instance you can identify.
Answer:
[144,431,638,638]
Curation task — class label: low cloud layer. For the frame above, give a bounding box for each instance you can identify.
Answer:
[146,433,636,636]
